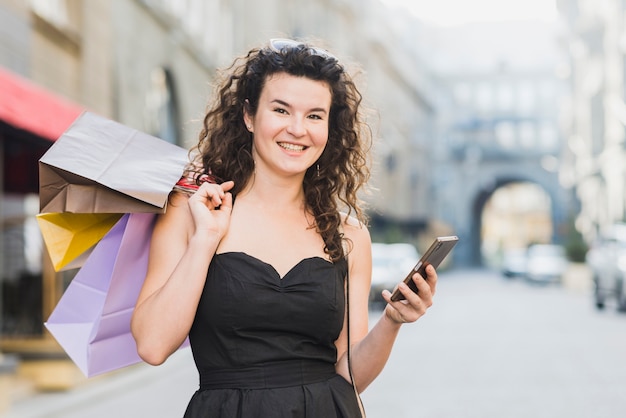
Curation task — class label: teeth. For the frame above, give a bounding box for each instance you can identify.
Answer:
[279,142,305,151]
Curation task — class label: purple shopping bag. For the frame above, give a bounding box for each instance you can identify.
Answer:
[45,212,188,377]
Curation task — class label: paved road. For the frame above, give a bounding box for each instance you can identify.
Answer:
[4,269,626,417]
[361,269,626,418]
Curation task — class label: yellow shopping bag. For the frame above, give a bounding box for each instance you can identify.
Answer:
[36,212,123,271]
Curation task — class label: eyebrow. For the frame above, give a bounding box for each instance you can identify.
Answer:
[271,99,328,114]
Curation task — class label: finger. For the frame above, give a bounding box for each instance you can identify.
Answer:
[410,273,434,307]
[219,192,233,214]
[396,280,424,306]
[208,181,235,207]
[381,289,403,305]
[381,289,411,314]
[219,180,235,192]
[423,264,438,296]
[196,183,225,207]
[382,287,422,323]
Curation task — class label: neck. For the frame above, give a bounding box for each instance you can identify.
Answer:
[239,171,306,210]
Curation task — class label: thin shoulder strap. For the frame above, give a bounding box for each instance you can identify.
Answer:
[344,238,366,417]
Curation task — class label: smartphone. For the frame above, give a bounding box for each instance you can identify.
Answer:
[390,235,459,302]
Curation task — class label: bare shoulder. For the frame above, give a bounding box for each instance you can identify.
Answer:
[340,212,371,260]
[340,212,370,237]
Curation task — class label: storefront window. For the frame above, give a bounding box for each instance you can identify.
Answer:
[144,67,180,145]
[1,130,68,345]
[1,194,43,336]
[1,66,84,353]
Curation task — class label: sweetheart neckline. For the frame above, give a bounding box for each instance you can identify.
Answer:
[214,251,339,280]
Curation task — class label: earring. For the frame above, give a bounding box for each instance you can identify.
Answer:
[316,164,320,177]
[247,125,252,132]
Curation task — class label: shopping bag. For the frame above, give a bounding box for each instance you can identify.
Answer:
[44,212,187,377]
[36,212,123,271]
[39,111,189,214]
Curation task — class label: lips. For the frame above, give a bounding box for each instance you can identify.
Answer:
[278,142,307,152]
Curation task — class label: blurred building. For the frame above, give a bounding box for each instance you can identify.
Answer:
[0,0,225,396]
[0,0,586,406]
[557,0,626,242]
[411,20,573,265]
[0,0,435,396]
[356,10,437,235]
[440,66,571,264]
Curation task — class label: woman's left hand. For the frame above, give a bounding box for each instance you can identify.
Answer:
[381,264,437,324]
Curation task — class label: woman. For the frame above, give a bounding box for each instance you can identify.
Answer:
[131,38,438,417]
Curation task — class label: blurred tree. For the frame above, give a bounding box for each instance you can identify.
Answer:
[564,216,588,262]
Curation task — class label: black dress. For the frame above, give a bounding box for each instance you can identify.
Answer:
[183,252,362,417]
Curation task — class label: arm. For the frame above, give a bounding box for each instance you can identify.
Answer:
[131,181,233,365]
[335,221,437,392]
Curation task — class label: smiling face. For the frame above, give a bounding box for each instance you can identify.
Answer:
[244,72,332,180]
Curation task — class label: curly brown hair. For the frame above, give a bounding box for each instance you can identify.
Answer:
[190,39,371,262]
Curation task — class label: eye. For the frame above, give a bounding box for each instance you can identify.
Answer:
[308,114,324,120]
[273,107,288,114]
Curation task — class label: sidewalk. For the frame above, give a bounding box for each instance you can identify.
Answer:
[1,349,198,418]
[0,264,595,417]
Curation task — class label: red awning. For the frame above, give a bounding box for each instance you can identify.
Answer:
[0,67,83,141]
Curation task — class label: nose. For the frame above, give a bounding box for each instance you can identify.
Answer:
[286,116,306,137]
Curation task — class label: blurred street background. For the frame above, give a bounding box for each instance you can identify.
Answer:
[4,268,626,417]
[2,0,626,416]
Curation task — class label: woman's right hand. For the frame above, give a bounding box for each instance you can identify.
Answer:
[133,181,234,365]
[187,180,234,240]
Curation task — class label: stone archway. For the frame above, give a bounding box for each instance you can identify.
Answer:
[442,159,571,267]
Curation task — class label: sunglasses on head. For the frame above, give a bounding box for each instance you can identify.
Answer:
[268,38,336,60]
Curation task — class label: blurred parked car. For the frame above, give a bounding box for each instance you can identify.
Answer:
[525,244,568,284]
[586,223,626,311]
[501,248,528,278]
[370,242,420,306]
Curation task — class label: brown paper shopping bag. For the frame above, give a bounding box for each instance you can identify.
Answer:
[39,112,189,214]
